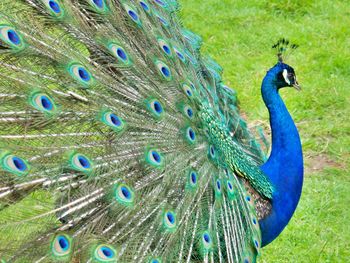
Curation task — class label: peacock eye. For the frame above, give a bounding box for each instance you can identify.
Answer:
[251,215,260,232]
[185,127,196,144]
[173,46,186,62]
[146,149,164,168]
[48,1,61,13]
[108,43,131,65]
[2,154,30,176]
[0,26,26,50]
[163,210,176,231]
[289,73,297,82]
[201,231,213,251]
[122,4,142,26]
[51,234,72,257]
[186,170,198,190]
[190,171,197,184]
[209,145,215,158]
[184,105,194,119]
[214,178,223,198]
[147,99,164,119]
[153,0,166,8]
[93,244,117,262]
[88,0,109,13]
[216,179,221,191]
[69,153,93,175]
[44,0,65,17]
[115,184,134,206]
[157,38,172,56]
[156,14,169,27]
[155,60,172,80]
[182,84,193,98]
[68,63,93,86]
[101,111,125,132]
[74,154,90,168]
[30,93,56,113]
[92,0,103,8]
[226,179,236,200]
[150,258,161,263]
[139,1,151,13]
[203,233,211,243]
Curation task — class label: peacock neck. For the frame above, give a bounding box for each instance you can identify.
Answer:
[259,65,304,246]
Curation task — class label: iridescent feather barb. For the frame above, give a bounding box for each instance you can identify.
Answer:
[0,0,290,262]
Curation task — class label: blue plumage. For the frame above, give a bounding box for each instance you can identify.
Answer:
[260,63,304,246]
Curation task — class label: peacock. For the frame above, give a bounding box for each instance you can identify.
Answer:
[0,0,304,262]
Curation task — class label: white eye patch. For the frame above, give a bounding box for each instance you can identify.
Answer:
[282,69,290,85]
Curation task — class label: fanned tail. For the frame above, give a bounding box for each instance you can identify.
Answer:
[0,0,267,262]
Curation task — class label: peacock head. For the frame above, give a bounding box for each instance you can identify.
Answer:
[271,38,300,90]
[275,62,300,91]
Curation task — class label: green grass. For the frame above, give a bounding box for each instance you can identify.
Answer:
[180,0,350,261]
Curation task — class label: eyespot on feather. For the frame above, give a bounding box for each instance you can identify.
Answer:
[155,13,169,27]
[0,25,26,51]
[122,4,142,26]
[139,0,151,13]
[100,111,125,132]
[225,179,237,200]
[186,170,198,190]
[208,145,216,159]
[88,0,108,13]
[200,231,213,253]
[29,92,57,115]
[153,0,167,8]
[155,60,172,81]
[44,0,65,18]
[68,153,94,175]
[0,153,30,176]
[184,105,194,119]
[145,148,164,168]
[51,234,72,259]
[173,45,186,63]
[157,38,172,57]
[162,210,176,232]
[108,43,131,65]
[148,258,162,263]
[146,99,164,118]
[68,63,94,87]
[114,183,134,206]
[184,127,196,145]
[93,244,117,262]
[182,84,192,97]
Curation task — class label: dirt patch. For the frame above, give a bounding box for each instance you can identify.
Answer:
[305,154,344,174]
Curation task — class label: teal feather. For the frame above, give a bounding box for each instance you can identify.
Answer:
[0,0,304,262]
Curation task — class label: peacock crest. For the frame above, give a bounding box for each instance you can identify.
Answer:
[272,38,299,62]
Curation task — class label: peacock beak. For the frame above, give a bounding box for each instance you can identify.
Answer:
[292,81,301,91]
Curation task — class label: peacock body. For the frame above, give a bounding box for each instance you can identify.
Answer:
[0,0,303,262]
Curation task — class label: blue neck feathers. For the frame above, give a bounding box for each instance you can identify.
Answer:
[259,63,304,246]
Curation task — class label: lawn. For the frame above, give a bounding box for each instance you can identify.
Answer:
[180,0,350,261]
